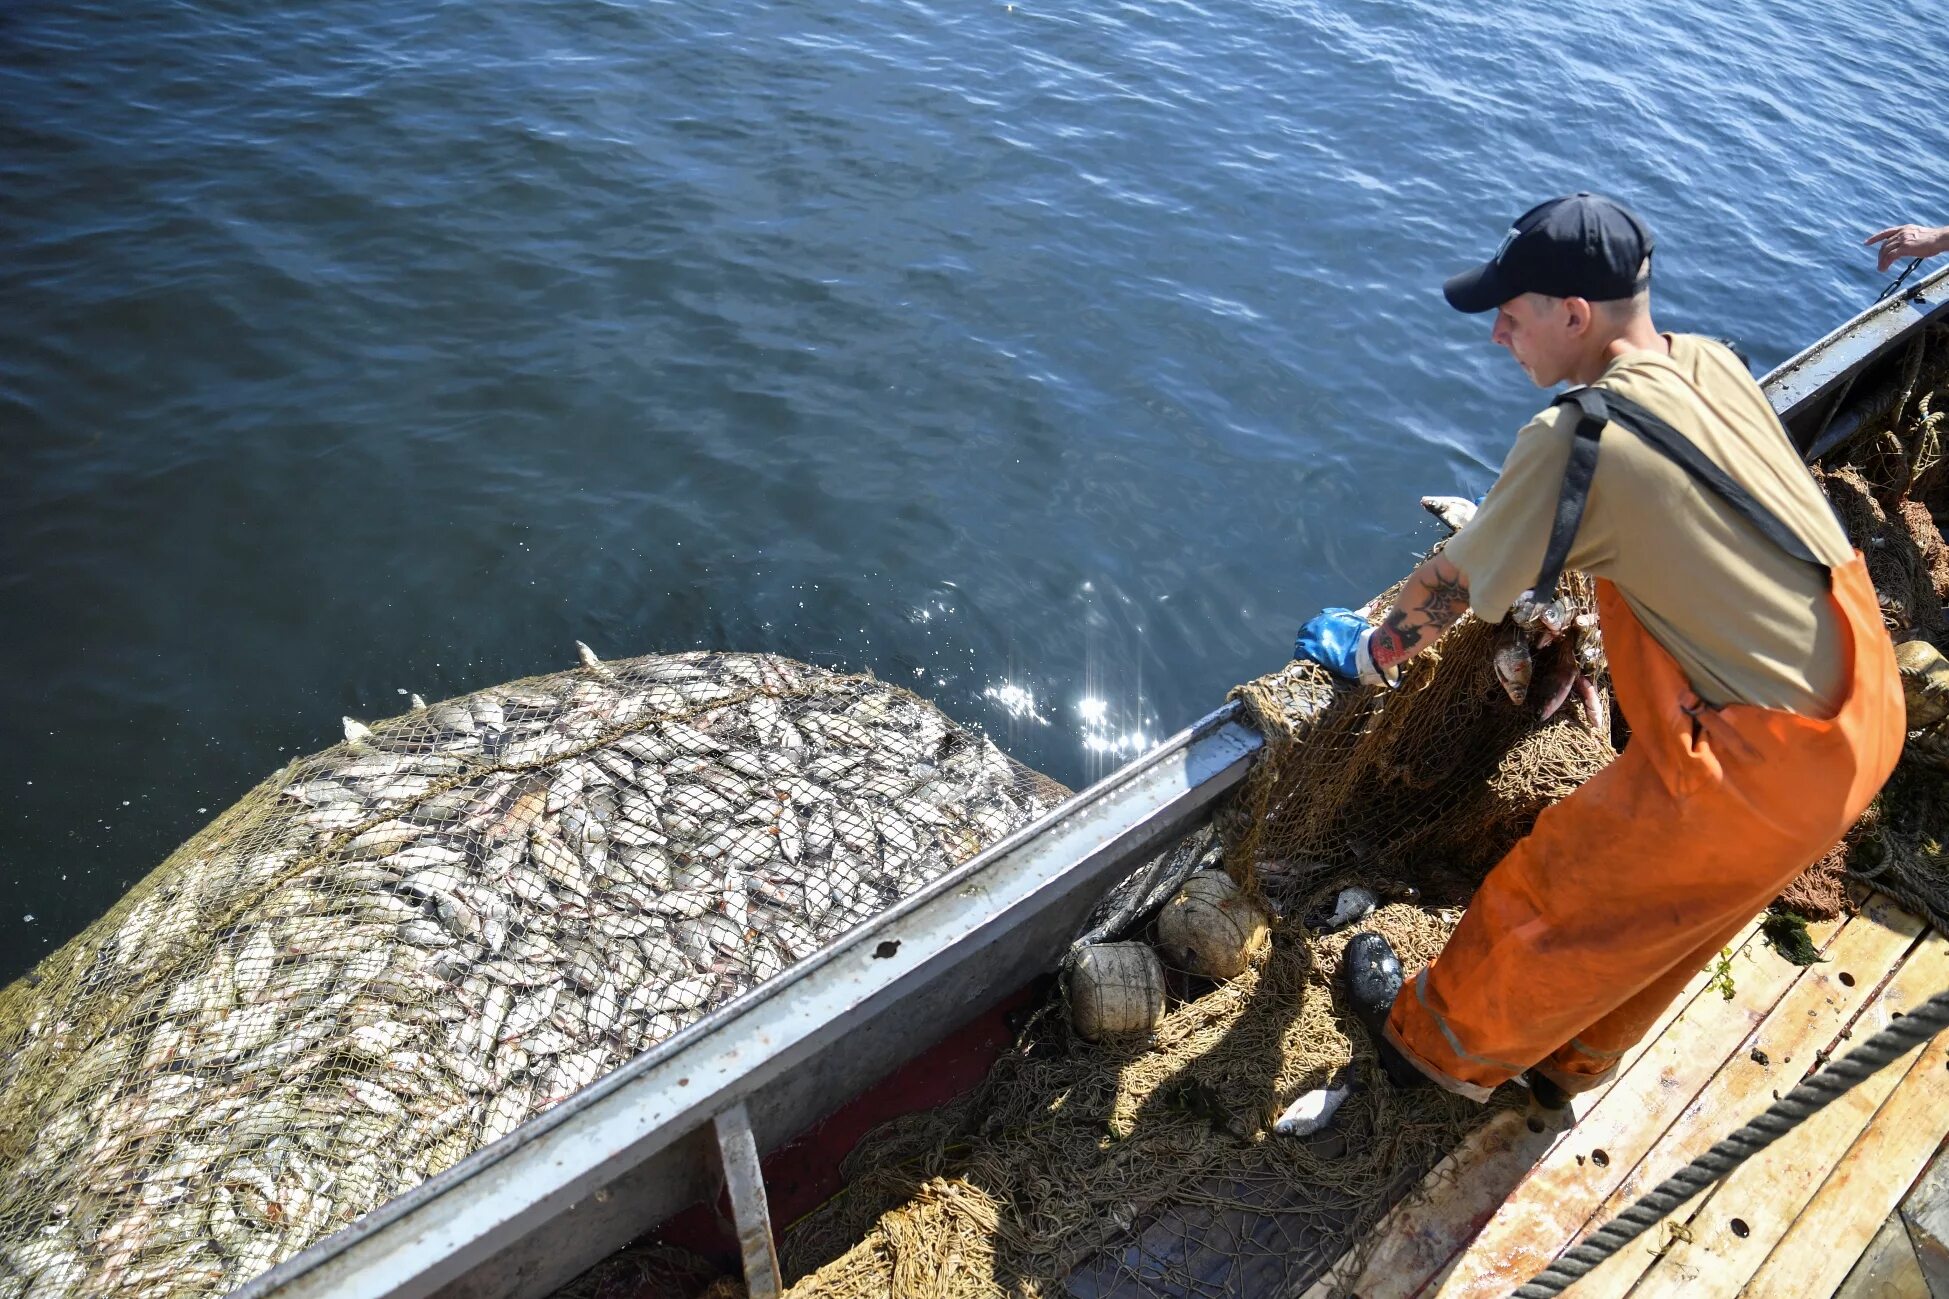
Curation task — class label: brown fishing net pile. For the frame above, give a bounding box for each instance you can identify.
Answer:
[778,886,1493,1299]
[1806,322,1949,933]
[1222,569,1613,892]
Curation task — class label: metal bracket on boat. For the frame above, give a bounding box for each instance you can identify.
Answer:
[714,1102,782,1299]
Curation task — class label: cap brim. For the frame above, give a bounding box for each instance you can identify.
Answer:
[1442,261,1512,313]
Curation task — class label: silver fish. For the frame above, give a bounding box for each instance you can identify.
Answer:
[1493,622,1534,705]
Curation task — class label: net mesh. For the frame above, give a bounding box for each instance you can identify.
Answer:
[1809,323,1949,934]
[1222,568,1614,894]
[778,882,1493,1299]
[0,651,1064,1299]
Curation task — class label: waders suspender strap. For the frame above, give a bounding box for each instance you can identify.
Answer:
[1531,389,1607,599]
[1531,386,1829,598]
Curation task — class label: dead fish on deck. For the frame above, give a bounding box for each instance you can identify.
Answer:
[1308,885,1378,932]
[1274,1076,1353,1137]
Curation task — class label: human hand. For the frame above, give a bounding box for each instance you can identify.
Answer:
[1864,224,1949,273]
[1293,608,1388,686]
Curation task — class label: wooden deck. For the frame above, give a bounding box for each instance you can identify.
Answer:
[1300,888,1949,1299]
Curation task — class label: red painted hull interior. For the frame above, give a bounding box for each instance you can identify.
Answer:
[645,980,1045,1279]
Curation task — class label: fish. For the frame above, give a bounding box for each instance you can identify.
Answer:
[528,826,587,893]
[480,1081,533,1145]
[584,977,622,1038]
[575,640,617,681]
[775,804,803,864]
[1493,621,1533,705]
[1530,641,1580,721]
[396,919,455,949]
[697,823,776,871]
[282,779,360,807]
[1308,886,1377,932]
[1274,1082,1352,1137]
[1573,673,1610,742]
[1419,494,1478,534]
[660,721,723,756]
[345,820,428,860]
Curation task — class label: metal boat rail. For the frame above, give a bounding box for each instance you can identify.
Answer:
[1765,262,1949,460]
[237,260,1949,1299]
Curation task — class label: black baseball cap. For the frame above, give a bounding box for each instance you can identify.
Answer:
[1443,193,1655,313]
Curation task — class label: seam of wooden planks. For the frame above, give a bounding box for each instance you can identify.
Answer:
[1303,889,1949,1299]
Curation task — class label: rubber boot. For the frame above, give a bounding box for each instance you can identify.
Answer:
[1339,933,1428,1090]
[1524,1069,1573,1112]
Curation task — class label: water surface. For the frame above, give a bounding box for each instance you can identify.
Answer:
[4,0,1945,979]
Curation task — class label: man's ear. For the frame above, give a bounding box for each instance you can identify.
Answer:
[1562,296,1592,337]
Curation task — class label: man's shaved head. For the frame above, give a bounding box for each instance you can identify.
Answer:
[1595,258,1654,327]
[1489,257,1661,389]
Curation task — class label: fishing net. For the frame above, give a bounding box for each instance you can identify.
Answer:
[1822,464,1948,646]
[1818,322,1949,513]
[0,650,1065,1299]
[778,874,1498,1299]
[1809,325,1949,937]
[1222,568,1614,894]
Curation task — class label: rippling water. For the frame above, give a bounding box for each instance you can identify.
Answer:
[3,0,1944,978]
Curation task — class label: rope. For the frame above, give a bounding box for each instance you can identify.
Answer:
[1512,985,1949,1298]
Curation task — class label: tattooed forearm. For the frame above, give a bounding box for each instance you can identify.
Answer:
[1419,563,1471,623]
[1369,554,1471,671]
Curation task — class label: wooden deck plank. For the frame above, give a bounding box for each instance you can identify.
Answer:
[1548,893,1925,1299]
[1741,983,1949,1297]
[1419,914,1845,1299]
[1829,1214,1932,1299]
[1898,1137,1949,1295]
[1300,917,1771,1299]
[1620,930,1949,1299]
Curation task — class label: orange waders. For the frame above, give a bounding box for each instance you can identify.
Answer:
[1383,390,1907,1103]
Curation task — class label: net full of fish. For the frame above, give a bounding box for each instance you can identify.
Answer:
[0,649,1065,1299]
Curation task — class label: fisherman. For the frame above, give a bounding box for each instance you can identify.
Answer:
[1292,193,1906,1109]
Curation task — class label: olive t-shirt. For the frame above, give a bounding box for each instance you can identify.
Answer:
[1442,334,1852,716]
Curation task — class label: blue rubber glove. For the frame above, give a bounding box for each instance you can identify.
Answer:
[1293,608,1390,686]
